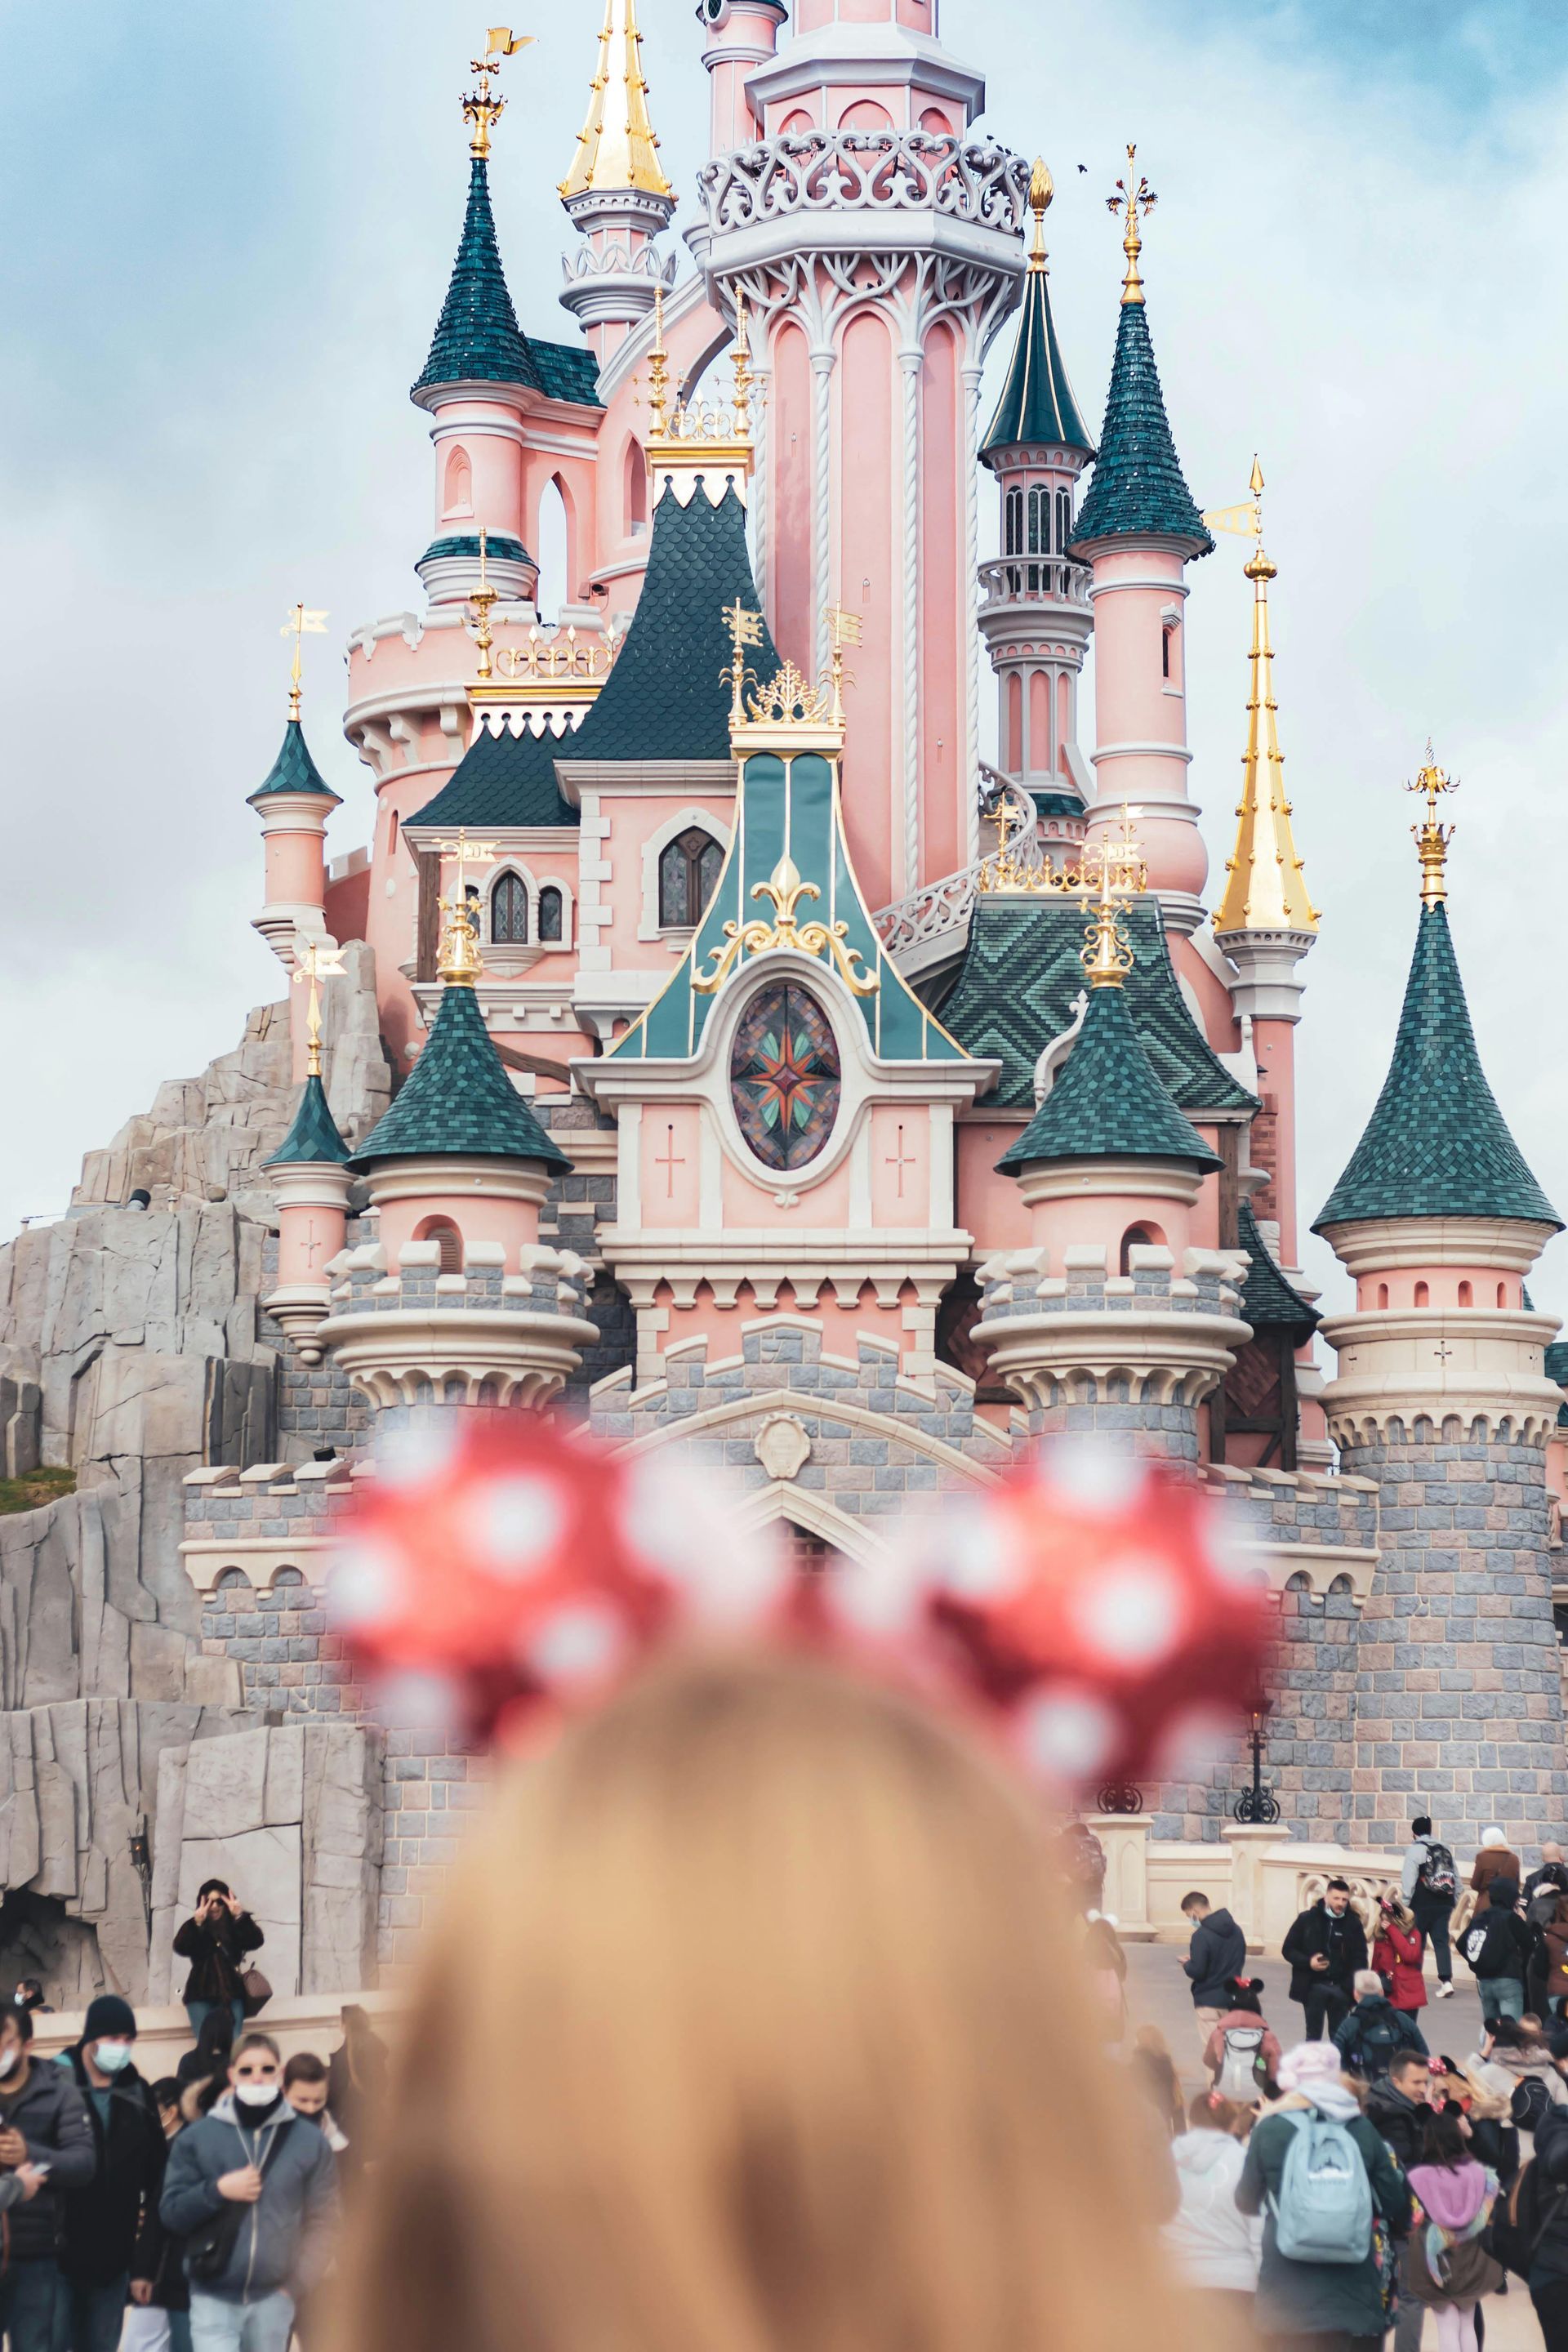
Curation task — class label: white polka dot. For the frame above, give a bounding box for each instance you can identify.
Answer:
[468,1476,567,1576]
[375,1421,461,1491]
[524,1603,629,1689]
[372,1669,462,1735]
[1044,1440,1148,1518]
[937,1502,1027,1601]
[1018,1687,1120,1779]
[327,1542,407,1630]
[1202,1506,1267,1589]
[1156,1706,1239,1783]
[621,1461,785,1624]
[831,1542,928,1638]
[1071,1554,1185,1667]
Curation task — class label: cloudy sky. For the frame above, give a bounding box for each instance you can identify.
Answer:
[2,0,1565,1320]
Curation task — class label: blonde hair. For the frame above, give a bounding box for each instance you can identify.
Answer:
[329,1648,1192,2352]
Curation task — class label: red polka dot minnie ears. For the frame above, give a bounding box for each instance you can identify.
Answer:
[328,1417,1271,1791]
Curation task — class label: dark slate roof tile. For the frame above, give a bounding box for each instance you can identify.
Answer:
[1236,1202,1319,1332]
[413,158,542,399]
[982,265,1094,457]
[350,984,571,1171]
[997,981,1220,1171]
[267,1074,350,1168]
[248,719,340,805]
[530,340,603,409]
[1070,300,1214,554]
[416,725,581,832]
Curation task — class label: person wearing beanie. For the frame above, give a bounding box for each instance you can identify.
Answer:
[1471,1826,1522,1915]
[0,2000,96,2352]
[172,1883,264,2044]
[1237,2041,1411,2342]
[55,1993,167,2352]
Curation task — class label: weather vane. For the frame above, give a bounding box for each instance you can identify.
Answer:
[292,935,347,1076]
[281,604,328,720]
[1106,143,1157,305]
[1406,742,1459,908]
[826,605,862,724]
[465,27,535,159]
[724,599,766,724]
[430,827,499,905]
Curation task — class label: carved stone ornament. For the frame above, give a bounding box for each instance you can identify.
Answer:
[752,1413,812,1483]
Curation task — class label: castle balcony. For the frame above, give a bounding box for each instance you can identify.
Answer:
[695,130,1031,275]
[978,555,1092,616]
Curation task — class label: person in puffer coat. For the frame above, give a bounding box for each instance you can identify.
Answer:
[159,2034,338,2352]
[1161,2091,1262,2329]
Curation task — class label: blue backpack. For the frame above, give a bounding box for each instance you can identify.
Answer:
[1271,2109,1374,2265]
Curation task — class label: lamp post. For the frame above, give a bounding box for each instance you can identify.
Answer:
[1232,1698,1281,1826]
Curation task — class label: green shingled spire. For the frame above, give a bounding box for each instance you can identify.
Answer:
[996,982,1222,1174]
[268,1075,350,1169]
[982,253,1093,458]
[413,158,542,401]
[1315,902,1559,1232]
[350,983,571,1174]
[247,719,340,806]
[1069,298,1214,555]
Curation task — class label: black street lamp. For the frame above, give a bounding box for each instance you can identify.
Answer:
[1232,1696,1281,1826]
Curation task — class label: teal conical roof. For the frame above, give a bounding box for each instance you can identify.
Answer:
[996,982,1221,1174]
[267,1074,350,1169]
[247,719,340,806]
[982,263,1094,458]
[350,985,572,1173]
[1315,902,1559,1232]
[413,158,542,400]
[1069,300,1214,555]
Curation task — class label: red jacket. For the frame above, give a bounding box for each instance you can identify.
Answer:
[1372,1917,1428,2010]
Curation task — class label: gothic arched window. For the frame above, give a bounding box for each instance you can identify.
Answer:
[1055,487,1071,553]
[1027,485,1048,555]
[659,829,723,929]
[537,886,564,944]
[491,872,529,946]
[1004,486,1023,557]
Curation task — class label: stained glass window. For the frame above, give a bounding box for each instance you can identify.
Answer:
[537,887,564,943]
[659,828,724,929]
[730,983,841,1171]
[492,872,528,945]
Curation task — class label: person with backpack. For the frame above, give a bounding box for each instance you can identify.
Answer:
[1201,1978,1282,2105]
[53,1994,169,2352]
[1236,2038,1411,2345]
[1400,2105,1503,2352]
[1489,2084,1568,2345]
[1283,1878,1369,2044]
[1181,1891,1248,2057]
[1527,1882,1568,2020]
[1163,2091,1262,2326]
[1334,1970,1430,2082]
[1462,1878,1532,2025]
[1402,1814,1460,1999]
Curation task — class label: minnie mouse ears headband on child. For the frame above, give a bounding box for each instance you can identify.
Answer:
[327,1417,1272,1795]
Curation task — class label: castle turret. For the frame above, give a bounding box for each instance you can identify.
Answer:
[248,609,341,965]
[1211,471,1318,1268]
[558,0,677,364]
[1070,150,1214,936]
[978,162,1095,823]
[1315,756,1568,1851]
[316,893,595,1409]
[411,40,541,610]
[697,0,787,157]
[264,952,354,1366]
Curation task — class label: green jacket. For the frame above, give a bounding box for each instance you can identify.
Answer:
[1237,2101,1411,2338]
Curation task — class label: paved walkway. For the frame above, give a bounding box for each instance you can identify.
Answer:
[1123,1944,1542,2349]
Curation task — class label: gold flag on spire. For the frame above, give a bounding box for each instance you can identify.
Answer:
[1213,463,1319,939]
[559,0,672,202]
[281,604,328,720]
[1105,144,1157,307]
[465,30,533,159]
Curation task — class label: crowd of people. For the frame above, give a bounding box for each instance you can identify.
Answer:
[0,1882,384,2352]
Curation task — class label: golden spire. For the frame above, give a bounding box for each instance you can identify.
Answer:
[469,528,498,682]
[731,290,753,438]
[1406,743,1459,908]
[1213,461,1319,938]
[1077,804,1146,987]
[292,937,346,1078]
[559,0,673,203]
[646,281,670,439]
[465,28,533,162]
[1105,144,1157,307]
[280,604,328,722]
[1028,158,1054,273]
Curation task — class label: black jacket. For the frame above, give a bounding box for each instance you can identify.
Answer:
[1463,1900,1532,1984]
[1282,1900,1368,2002]
[55,2051,167,2287]
[0,2053,97,2263]
[172,1909,264,2006]
[1183,1908,1247,2007]
[1365,2075,1427,2167]
[1528,2104,1568,2282]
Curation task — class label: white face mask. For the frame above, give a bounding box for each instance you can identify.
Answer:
[234,2080,279,2108]
[93,2042,132,2075]
[0,2047,20,2078]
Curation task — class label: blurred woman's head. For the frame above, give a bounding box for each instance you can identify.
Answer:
[332,1648,1194,2352]
[1187,2091,1249,2137]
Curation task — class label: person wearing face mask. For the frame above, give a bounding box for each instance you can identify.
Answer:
[159,2033,339,2352]
[0,2002,96,2352]
[54,1994,169,2352]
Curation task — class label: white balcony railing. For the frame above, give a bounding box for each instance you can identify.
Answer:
[699,131,1031,238]
[978,555,1092,612]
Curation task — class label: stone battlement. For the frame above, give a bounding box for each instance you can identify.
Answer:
[326,1236,589,1316]
[978,1241,1249,1321]
[1200,1461,1381,1604]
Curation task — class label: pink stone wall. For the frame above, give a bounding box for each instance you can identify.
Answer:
[838,310,897,903]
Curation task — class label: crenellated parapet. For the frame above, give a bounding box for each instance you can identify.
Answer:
[315,1238,599,1410]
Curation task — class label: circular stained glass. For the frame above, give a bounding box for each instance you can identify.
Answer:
[729,982,841,1172]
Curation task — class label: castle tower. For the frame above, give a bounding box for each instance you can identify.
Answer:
[558,0,677,365]
[247,613,341,969]
[1211,471,1318,1270]
[317,893,596,1410]
[698,0,788,156]
[973,871,1247,1463]
[264,951,354,1366]
[695,0,1030,911]
[1069,151,1214,936]
[411,40,541,610]
[978,162,1095,817]
[1314,757,1568,1851]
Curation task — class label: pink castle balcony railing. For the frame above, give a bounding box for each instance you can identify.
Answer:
[978,556,1092,612]
[698,131,1031,238]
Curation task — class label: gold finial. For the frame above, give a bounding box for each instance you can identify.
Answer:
[465,28,533,161]
[292,935,347,1078]
[1406,743,1459,908]
[724,598,765,725]
[1105,143,1157,307]
[559,0,673,202]
[469,528,498,681]
[646,281,670,440]
[431,830,497,987]
[280,604,328,722]
[1213,462,1318,938]
[731,289,753,438]
[826,604,862,725]
[1028,157,1054,271]
[1077,819,1142,987]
